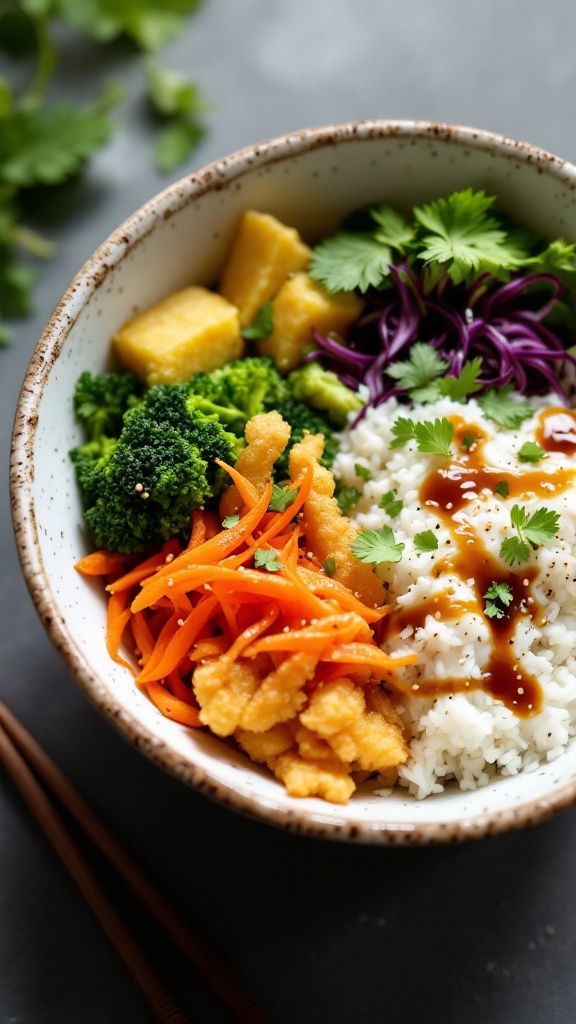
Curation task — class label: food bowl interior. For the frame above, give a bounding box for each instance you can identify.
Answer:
[12,121,576,842]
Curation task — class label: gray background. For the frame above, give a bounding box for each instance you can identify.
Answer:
[3,1,576,1022]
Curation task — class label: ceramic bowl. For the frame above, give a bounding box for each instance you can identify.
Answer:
[11,120,576,844]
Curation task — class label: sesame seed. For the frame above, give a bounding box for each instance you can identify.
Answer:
[518,687,524,695]
[165,553,174,563]
[134,483,143,492]
[167,577,174,587]
[177,618,184,627]
[412,683,420,690]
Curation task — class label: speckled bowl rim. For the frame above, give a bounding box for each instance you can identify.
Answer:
[11,119,576,844]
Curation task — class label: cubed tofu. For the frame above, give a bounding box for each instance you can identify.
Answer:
[113,286,243,385]
[258,273,364,373]
[219,210,311,326]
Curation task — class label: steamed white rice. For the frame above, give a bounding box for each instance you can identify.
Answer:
[333,392,576,799]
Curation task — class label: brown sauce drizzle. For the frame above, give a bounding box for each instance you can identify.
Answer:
[536,407,576,455]
[388,415,576,717]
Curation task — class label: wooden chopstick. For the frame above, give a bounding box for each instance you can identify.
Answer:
[0,699,273,1024]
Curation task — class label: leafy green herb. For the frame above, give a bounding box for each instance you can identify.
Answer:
[484,581,514,619]
[222,513,240,529]
[518,441,547,463]
[323,556,336,576]
[241,301,274,341]
[413,188,528,285]
[378,490,403,517]
[336,485,362,515]
[368,204,416,254]
[462,434,478,450]
[499,504,561,566]
[494,480,509,498]
[354,462,371,481]
[413,530,439,552]
[477,386,533,429]
[438,357,483,402]
[350,527,405,565]
[145,59,208,172]
[269,483,299,513]
[53,0,204,52]
[309,233,393,294]
[254,548,283,572]
[390,417,454,458]
[385,342,448,400]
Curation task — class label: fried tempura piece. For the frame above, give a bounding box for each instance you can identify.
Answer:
[194,657,265,736]
[238,651,318,732]
[289,433,386,608]
[299,678,408,772]
[219,410,291,518]
[274,751,356,804]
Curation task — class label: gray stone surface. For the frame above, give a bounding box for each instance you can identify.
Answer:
[3,2,576,1021]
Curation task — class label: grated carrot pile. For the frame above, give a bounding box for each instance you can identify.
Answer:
[74,461,416,732]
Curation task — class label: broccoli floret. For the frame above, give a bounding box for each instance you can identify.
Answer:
[186,356,289,431]
[274,396,338,480]
[73,370,143,442]
[287,361,363,427]
[71,376,240,553]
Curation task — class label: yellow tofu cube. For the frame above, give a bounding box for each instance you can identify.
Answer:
[258,273,364,373]
[219,210,311,327]
[113,286,243,385]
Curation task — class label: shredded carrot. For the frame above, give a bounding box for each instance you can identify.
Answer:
[145,681,201,727]
[215,458,260,508]
[75,549,137,578]
[106,590,134,669]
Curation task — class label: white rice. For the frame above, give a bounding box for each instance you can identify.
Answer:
[333,392,576,799]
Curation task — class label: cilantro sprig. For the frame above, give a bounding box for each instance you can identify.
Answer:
[390,416,454,458]
[350,526,405,565]
[499,504,561,566]
[484,581,514,619]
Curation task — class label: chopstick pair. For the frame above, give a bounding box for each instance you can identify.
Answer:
[0,699,272,1024]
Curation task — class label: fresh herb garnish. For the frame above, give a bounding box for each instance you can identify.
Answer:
[323,556,336,576]
[309,233,394,294]
[438,358,483,402]
[350,526,405,565]
[241,301,274,341]
[354,462,372,481]
[518,441,547,463]
[494,480,510,498]
[254,548,283,572]
[336,485,362,515]
[413,530,439,553]
[379,490,403,517]
[499,504,561,566]
[484,581,514,619]
[390,417,454,458]
[385,342,449,400]
[269,483,299,513]
[476,386,533,429]
[144,58,208,173]
[462,434,479,450]
[222,513,240,529]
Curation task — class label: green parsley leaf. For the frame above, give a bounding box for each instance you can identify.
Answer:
[350,526,405,565]
[254,548,283,572]
[413,530,439,552]
[336,485,362,515]
[389,417,418,449]
[413,188,527,285]
[241,301,274,341]
[518,441,547,463]
[323,556,336,576]
[438,357,483,402]
[222,514,240,529]
[55,0,204,51]
[354,462,371,481]
[477,386,533,429]
[154,118,205,173]
[269,483,299,513]
[494,480,509,498]
[309,232,393,294]
[386,342,448,396]
[378,490,403,517]
[525,238,576,275]
[144,59,207,172]
[484,581,514,619]
[500,503,561,565]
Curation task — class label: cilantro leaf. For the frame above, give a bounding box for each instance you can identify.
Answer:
[386,342,448,395]
[390,416,454,457]
[222,514,240,529]
[269,483,299,513]
[241,301,274,341]
[413,188,527,284]
[309,233,393,294]
[494,480,509,498]
[518,441,547,463]
[438,357,483,402]
[368,204,416,253]
[484,581,514,619]
[144,58,207,172]
[500,504,560,565]
[55,0,204,51]
[254,548,283,573]
[323,557,336,576]
[354,462,371,481]
[477,386,533,429]
[350,526,405,565]
[413,530,438,552]
[379,490,403,517]
[336,485,362,515]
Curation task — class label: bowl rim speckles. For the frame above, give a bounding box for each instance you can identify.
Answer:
[11,119,576,844]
